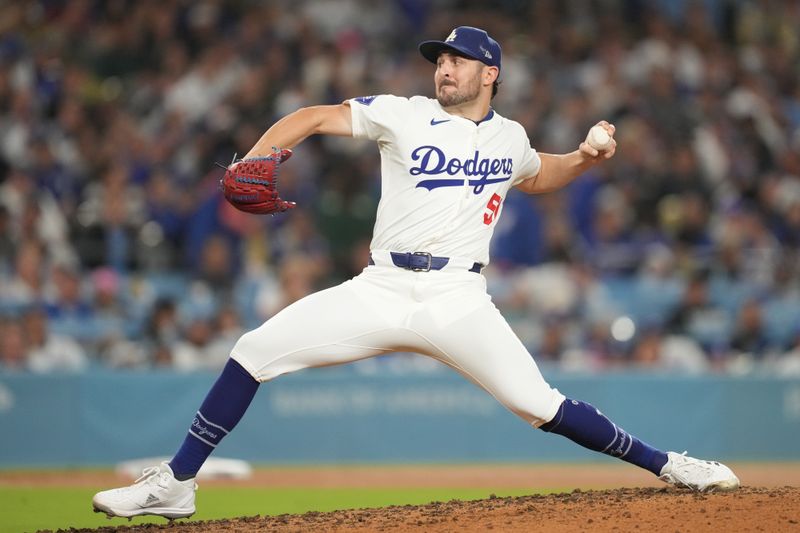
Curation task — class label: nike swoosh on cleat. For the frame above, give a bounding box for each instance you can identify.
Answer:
[430,118,451,126]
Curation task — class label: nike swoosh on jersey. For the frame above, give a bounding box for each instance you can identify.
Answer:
[430,118,451,126]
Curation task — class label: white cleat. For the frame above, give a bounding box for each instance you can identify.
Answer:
[659,451,740,492]
[92,462,197,519]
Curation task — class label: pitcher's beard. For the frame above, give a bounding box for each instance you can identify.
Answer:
[436,83,480,108]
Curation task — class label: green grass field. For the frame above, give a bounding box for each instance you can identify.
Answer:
[0,486,542,533]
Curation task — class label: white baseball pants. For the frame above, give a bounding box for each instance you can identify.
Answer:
[231,263,565,427]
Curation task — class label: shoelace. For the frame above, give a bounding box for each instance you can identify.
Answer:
[672,451,718,478]
[134,466,170,489]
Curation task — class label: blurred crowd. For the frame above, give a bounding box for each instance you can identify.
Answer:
[1,0,799,375]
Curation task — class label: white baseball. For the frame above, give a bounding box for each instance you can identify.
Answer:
[587,125,612,151]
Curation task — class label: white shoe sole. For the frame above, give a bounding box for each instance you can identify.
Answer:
[93,501,195,519]
[704,477,741,492]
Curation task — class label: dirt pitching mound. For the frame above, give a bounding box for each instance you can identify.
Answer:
[59,486,799,533]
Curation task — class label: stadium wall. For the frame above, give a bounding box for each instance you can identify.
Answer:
[1,369,799,467]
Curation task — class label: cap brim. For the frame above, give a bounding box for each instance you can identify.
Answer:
[419,40,481,64]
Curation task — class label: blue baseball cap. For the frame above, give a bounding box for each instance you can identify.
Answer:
[419,26,501,71]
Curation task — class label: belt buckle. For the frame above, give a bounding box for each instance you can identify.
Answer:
[410,251,433,272]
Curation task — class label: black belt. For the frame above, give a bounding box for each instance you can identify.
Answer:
[368,252,483,273]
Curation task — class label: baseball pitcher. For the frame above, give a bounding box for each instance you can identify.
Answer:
[93,26,739,520]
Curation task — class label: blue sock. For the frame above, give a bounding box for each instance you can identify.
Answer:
[169,359,259,480]
[540,399,668,476]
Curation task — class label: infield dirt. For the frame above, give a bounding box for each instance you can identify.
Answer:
[12,464,800,533]
[53,486,800,533]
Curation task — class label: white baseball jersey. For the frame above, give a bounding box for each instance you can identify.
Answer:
[349,95,541,266]
[231,94,564,429]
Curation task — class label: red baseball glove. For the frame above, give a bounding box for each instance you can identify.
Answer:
[220,148,296,215]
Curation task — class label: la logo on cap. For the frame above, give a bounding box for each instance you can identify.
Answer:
[418,26,502,71]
